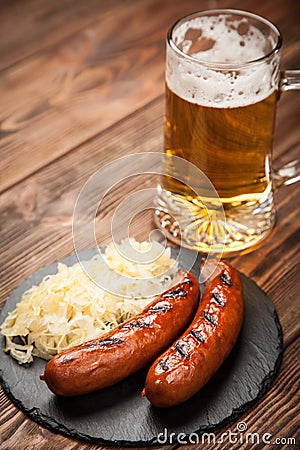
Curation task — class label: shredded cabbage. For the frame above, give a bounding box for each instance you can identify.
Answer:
[0,239,178,364]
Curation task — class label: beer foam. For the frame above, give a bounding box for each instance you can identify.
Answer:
[167,15,278,107]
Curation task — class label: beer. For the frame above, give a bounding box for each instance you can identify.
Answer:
[163,86,277,201]
[155,10,281,255]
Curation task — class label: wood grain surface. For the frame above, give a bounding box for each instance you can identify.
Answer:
[0,0,299,449]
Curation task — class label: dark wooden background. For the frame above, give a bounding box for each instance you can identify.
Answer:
[0,0,299,449]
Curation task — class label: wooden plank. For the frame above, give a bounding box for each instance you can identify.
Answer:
[0,0,133,71]
[0,1,163,191]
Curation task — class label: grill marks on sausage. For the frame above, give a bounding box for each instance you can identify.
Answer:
[220,272,232,286]
[159,359,170,371]
[211,291,225,306]
[190,329,205,343]
[148,304,172,313]
[162,288,187,298]
[61,355,76,363]
[202,311,217,326]
[122,320,151,329]
[174,342,189,358]
[84,338,124,347]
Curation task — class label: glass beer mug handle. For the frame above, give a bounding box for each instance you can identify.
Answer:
[273,71,300,188]
[280,70,300,91]
[273,150,300,188]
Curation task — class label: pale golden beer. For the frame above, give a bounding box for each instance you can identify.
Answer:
[155,10,283,255]
[163,87,277,200]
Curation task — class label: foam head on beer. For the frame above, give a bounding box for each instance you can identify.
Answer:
[167,14,279,108]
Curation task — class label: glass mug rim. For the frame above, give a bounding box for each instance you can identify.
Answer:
[167,8,282,69]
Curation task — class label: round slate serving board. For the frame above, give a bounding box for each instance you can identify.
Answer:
[0,249,283,446]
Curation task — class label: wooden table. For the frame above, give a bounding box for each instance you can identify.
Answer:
[0,1,299,449]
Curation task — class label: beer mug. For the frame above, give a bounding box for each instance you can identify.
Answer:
[155,9,300,256]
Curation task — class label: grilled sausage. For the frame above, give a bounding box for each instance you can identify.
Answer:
[40,270,200,396]
[142,260,244,408]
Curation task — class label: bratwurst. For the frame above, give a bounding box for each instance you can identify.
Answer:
[142,260,244,407]
[40,270,200,396]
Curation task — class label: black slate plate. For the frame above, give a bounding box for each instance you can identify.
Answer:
[0,249,283,446]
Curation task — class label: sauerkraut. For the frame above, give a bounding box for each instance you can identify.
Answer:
[0,239,178,364]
